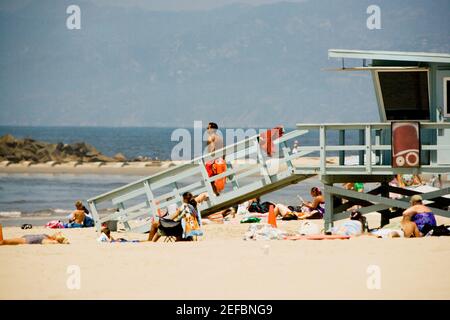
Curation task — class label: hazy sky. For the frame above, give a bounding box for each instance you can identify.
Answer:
[91,0,309,11]
[1,0,449,127]
[0,0,309,12]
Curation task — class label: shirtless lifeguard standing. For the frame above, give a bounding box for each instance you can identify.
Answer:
[206,122,223,154]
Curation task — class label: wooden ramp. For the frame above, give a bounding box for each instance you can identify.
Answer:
[87,129,312,233]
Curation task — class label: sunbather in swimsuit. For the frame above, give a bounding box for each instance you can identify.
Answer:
[274,187,325,220]
[412,212,437,234]
[403,194,436,235]
[22,234,49,244]
[0,225,69,245]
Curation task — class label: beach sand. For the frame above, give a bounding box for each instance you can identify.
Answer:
[1,213,450,300]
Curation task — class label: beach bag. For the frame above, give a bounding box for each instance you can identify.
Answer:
[181,204,203,237]
[288,205,303,212]
[423,224,450,237]
[183,212,203,237]
[249,201,274,213]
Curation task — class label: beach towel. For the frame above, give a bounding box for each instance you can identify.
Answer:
[180,204,203,238]
[97,233,140,243]
[243,223,288,240]
[45,220,65,229]
[285,234,350,240]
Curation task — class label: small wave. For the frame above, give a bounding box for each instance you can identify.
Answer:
[0,200,28,204]
[0,211,22,218]
[22,210,53,217]
[53,208,71,214]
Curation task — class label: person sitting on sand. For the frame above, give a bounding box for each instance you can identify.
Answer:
[98,226,115,242]
[274,187,325,220]
[402,194,436,235]
[66,201,86,228]
[147,192,206,242]
[367,197,429,238]
[79,202,94,227]
[0,224,69,245]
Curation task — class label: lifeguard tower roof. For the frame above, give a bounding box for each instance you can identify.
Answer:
[328,49,450,123]
[329,49,450,64]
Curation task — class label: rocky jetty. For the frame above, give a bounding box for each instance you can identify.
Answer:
[0,134,121,163]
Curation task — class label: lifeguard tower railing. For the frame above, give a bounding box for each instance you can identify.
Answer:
[293,122,450,175]
[293,122,450,230]
[87,129,312,233]
[88,122,450,233]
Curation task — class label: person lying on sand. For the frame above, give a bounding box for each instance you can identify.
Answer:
[97,226,140,243]
[331,210,366,236]
[147,192,206,242]
[205,207,236,224]
[0,224,69,245]
[369,219,421,238]
[274,187,325,220]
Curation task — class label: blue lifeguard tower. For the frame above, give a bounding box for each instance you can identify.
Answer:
[88,49,450,233]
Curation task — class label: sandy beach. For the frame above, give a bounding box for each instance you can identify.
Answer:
[1,213,450,300]
[0,157,336,175]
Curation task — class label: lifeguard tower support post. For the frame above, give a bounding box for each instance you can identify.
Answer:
[88,49,450,234]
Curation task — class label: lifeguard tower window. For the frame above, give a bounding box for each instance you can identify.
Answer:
[377,70,430,120]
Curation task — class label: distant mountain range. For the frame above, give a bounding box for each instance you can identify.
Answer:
[1,0,449,127]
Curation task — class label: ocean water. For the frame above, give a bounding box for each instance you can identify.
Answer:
[0,126,181,160]
[0,126,362,160]
[0,126,360,225]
